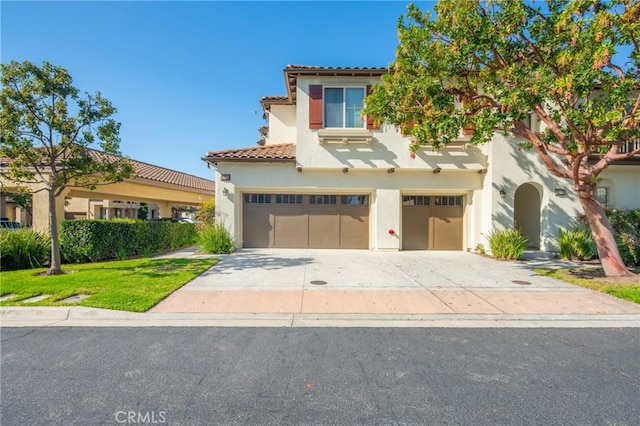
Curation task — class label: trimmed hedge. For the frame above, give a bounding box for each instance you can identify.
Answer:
[61,219,197,263]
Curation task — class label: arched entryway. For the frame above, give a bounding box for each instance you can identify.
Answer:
[514,183,541,249]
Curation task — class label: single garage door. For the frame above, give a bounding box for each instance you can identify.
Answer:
[402,195,463,250]
[243,193,369,249]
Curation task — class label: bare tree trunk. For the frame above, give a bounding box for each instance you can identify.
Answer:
[47,189,63,275]
[578,189,632,277]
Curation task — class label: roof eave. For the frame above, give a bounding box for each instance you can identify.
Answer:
[201,157,296,165]
[283,66,389,104]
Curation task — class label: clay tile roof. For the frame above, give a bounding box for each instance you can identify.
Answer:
[202,143,296,163]
[260,65,390,115]
[282,65,389,104]
[284,64,389,73]
[1,148,215,192]
[259,95,291,117]
[129,159,215,192]
[87,148,215,192]
[261,96,288,102]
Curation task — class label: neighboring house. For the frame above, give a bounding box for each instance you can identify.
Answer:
[202,65,640,252]
[1,150,215,230]
[64,198,162,221]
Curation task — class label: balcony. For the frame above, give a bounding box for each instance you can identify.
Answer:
[619,138,640,155]
[589,137,640,165]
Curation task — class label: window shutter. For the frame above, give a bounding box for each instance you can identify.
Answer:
[365,85,380,130]
[309,85,323,129]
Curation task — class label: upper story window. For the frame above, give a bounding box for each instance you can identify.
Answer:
[324,87,365,128]
[309,84,379,131]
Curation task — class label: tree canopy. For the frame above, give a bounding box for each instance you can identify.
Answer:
[364,0,639,276]
[0,60,134,274]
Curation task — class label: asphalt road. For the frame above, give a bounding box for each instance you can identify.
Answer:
[1,327,639,425]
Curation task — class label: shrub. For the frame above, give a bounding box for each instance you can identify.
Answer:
[605,208,640,266]
[487,228,528,260]
[61,219,197,263]
[557,227,596,261]
[0,229,50,271]
[198,222,235,254]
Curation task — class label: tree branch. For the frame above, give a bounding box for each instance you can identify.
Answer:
[514,121,573,179]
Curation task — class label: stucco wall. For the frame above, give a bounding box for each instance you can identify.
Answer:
[486,135,583,251]
[267,105,296,144]
[214,162,488,250]
[599,166,640,210]
[294,77,486,171]
[227,74,639,253]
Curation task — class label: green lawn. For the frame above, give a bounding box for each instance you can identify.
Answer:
[0,257,218,312]
[536,268,640,305]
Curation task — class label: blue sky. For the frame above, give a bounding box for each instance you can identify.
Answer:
[2,1,432,180]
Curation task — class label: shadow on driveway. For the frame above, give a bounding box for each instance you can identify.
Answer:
[198,249,314,276]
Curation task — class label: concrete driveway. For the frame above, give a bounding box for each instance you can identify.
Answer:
[151,249,640,316]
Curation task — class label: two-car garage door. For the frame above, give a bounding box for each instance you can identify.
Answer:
[243,194,369,249]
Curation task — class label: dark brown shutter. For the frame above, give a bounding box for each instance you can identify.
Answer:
[365,85,380,130]
[309,85,323,129]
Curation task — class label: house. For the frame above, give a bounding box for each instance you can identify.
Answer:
[202,65,640,252]
[1,149,215,231]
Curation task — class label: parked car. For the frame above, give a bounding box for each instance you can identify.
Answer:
[177,218,196,224]
[0,220,22,231]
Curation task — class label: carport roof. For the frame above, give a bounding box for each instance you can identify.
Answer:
[1,148,215,193]
[202,143,296,163]
[86,149,215,192]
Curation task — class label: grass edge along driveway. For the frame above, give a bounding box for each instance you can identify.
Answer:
[536,267,640,305]
[0,257,218,312]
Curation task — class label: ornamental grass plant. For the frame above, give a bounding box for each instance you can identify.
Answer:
[0,229,50,271]
[198,222,235,254]
[487,228,529,260]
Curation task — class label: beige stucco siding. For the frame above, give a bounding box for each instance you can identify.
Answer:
[599,166,640,210]
[214,162,485,251]
[267,105,296,144]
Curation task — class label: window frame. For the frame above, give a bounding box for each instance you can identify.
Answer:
[596,186,610,207]
[309,195,337,205]
[323,86,366,129]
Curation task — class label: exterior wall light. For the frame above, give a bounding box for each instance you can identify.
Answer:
[554,188,567,196]
[499,189,506,198]
[222,188,229,196]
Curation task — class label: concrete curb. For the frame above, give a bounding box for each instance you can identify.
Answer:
[2,307,639,328]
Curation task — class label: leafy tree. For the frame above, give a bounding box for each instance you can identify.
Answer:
[9,191,33,225]
[365,0,639,276]
[196,198,215,225]
[0,61,134,275]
